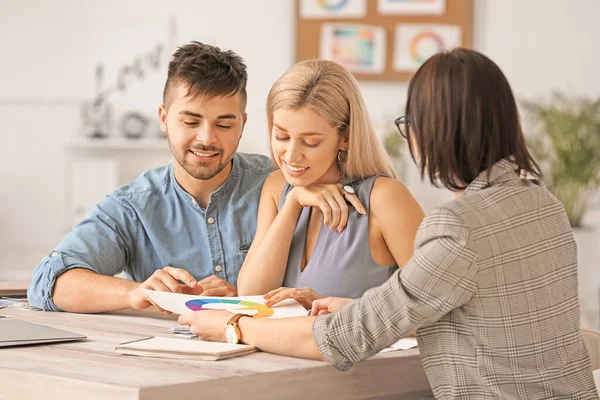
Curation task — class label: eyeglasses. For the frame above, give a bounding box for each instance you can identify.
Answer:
[394,116,408,139]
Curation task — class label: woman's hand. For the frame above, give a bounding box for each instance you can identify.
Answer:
[310,297,354,316]
[196,275,237,297]
[178,310,232,342]
[287,184,366,233]
[263,287,324,309]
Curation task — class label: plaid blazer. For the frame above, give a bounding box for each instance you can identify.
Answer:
[313,159,598,399]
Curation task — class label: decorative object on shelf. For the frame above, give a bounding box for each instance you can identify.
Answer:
[523,93,600,227]
[121,111,150,140]
[115,44,164,93]
[78,17,178,140]
[90,41,166,108]
[80,65,113,139]
[80,97,112,139]
[382,116,405,180]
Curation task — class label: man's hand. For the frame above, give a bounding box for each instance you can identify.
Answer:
[197,275,237,297]
[310,297,353,316]
[128,266,203,311]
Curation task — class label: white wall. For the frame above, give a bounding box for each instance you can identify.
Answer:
[1,1,599,315]
[0,0,296,280]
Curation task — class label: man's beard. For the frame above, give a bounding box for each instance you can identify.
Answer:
[167,134,237,181]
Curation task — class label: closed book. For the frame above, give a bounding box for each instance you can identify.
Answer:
[115,336,256,361]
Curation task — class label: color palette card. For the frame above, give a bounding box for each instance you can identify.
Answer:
[144,290,308,318]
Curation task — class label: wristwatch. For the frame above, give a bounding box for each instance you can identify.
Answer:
[225,313,248,344]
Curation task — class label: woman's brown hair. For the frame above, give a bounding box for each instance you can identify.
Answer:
[405,47,541,191]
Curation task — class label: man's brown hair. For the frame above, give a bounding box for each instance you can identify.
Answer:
[405,47,541,191]
[162,41,247,111]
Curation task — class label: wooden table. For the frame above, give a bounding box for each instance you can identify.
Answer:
[0,307,433,400]
[0,281,29,297]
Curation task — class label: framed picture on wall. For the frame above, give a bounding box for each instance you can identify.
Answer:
[319,23,386,74]
[378,0,446,15]
[296,0,473,81]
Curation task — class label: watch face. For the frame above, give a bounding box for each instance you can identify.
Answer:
[225,325,239,344]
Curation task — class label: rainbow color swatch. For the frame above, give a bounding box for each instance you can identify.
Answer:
[409,31,445,64]
[394,24,461,72]
[185,298,275,318]
[318,0,350,11]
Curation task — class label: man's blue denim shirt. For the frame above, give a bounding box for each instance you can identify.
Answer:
[28,153,273,311]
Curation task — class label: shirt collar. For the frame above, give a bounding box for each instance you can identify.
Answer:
[169,154,241,208]
[209,153,241,203]
[464,158,525,194]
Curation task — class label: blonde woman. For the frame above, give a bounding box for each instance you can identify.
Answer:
[236,60,424,307]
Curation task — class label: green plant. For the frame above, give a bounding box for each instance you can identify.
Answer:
[523,93,600,227]
[383,128,404,158]
[382,121,405,179]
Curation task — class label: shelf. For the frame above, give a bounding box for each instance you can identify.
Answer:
[64,137,169,151]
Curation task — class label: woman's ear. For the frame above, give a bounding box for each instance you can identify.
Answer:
[340,130,349,150]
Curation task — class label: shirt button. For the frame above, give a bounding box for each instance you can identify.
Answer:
[215,265,222,272]
[207,217,215,224]
[51,252,58,257]
[192,199,197,206]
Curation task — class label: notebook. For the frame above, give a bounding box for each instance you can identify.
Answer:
[115,336,256,361]
[0,316,86,347]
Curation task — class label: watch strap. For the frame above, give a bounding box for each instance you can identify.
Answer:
[227,313,247,326]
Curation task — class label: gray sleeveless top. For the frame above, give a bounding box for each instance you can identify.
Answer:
[278,176,397,299]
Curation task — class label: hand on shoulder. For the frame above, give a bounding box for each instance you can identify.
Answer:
[286,183,366,233]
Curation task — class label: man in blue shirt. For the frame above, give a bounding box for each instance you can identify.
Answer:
[28,42,272,313]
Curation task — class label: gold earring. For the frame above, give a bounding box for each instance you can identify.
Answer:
[337,149,349,165]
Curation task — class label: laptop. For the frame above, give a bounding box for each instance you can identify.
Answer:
[0,316,86,347]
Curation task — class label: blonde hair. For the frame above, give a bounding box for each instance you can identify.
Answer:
[266,59,396,179]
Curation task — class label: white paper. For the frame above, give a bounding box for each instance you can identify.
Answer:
[393,23,461,72]
[144,290,308,318]
[173,333,198,339]
[320,23,386,74]
[379,338,418,353]
[300,0,366,19]
[0,299,15,309]
[378,0,445,15]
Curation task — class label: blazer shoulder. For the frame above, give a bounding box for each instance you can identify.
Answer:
[418,204,472,247]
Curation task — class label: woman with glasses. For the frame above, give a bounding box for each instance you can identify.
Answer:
[236,59,424,307]
[180,48,598,399]
[394,116,408,139]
